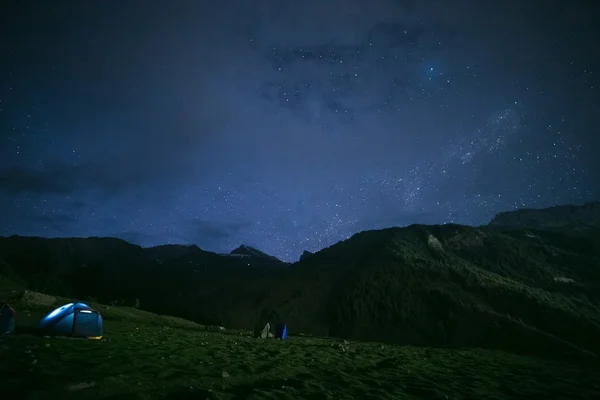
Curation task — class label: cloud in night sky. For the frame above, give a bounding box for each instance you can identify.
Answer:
[1,0,599,261]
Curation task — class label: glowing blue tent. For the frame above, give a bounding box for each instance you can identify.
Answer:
[38,302,103,339]
[275,323,287,340]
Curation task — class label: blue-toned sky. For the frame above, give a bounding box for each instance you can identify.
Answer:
[1,0,599,261]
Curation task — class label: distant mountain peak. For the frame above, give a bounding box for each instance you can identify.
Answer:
[230,245,279,261]
[300,250,314,261]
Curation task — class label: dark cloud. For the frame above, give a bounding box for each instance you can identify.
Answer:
[0,113,223,195]
[24,214,77,232]
[0,161,152,195]
[0,166,73,194]
[115,231,156,246]
[188,220,255,250]
[69,200,87,210]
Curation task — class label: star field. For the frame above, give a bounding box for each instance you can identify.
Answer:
[1,0,599,261]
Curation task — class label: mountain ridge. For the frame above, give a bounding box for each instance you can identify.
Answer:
[488,201,600,229]
[1,202,600,356]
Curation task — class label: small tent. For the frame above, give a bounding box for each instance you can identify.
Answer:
[38,302,102,339]
[275,323,287,339]
[256,322,287,339]
[0,304,16,334]
[257,322,275,338]
[254,307,287,339]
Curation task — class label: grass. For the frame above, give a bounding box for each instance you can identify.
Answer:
[1,301,599,400]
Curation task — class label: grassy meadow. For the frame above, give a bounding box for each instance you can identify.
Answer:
[1,299,599,400]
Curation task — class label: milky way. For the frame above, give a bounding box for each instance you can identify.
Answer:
[1,0,599,261]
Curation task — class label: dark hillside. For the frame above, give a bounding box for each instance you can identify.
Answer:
[250,223,600,356]
[0,236,284,326]
[1,203,600,357]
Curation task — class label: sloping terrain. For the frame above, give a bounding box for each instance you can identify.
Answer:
[257,224,600,357]
[1,203,600,358]
[1,280,599,400]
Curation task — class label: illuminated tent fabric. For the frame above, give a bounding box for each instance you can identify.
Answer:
[274,323,287,340]
[256,322,287,339]
[38,302,102,339]
[0,304,16,334]
[254,307,287,339]
[257,322,275,338]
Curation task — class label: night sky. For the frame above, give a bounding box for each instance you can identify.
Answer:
[1,1,599,261]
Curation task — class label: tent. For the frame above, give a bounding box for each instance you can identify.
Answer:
[256,322,287,339]
[257,322,275,338]
[38,302,103,339]
[254,307,288,339]
[0,304,16,334]
[275,323,287,339]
